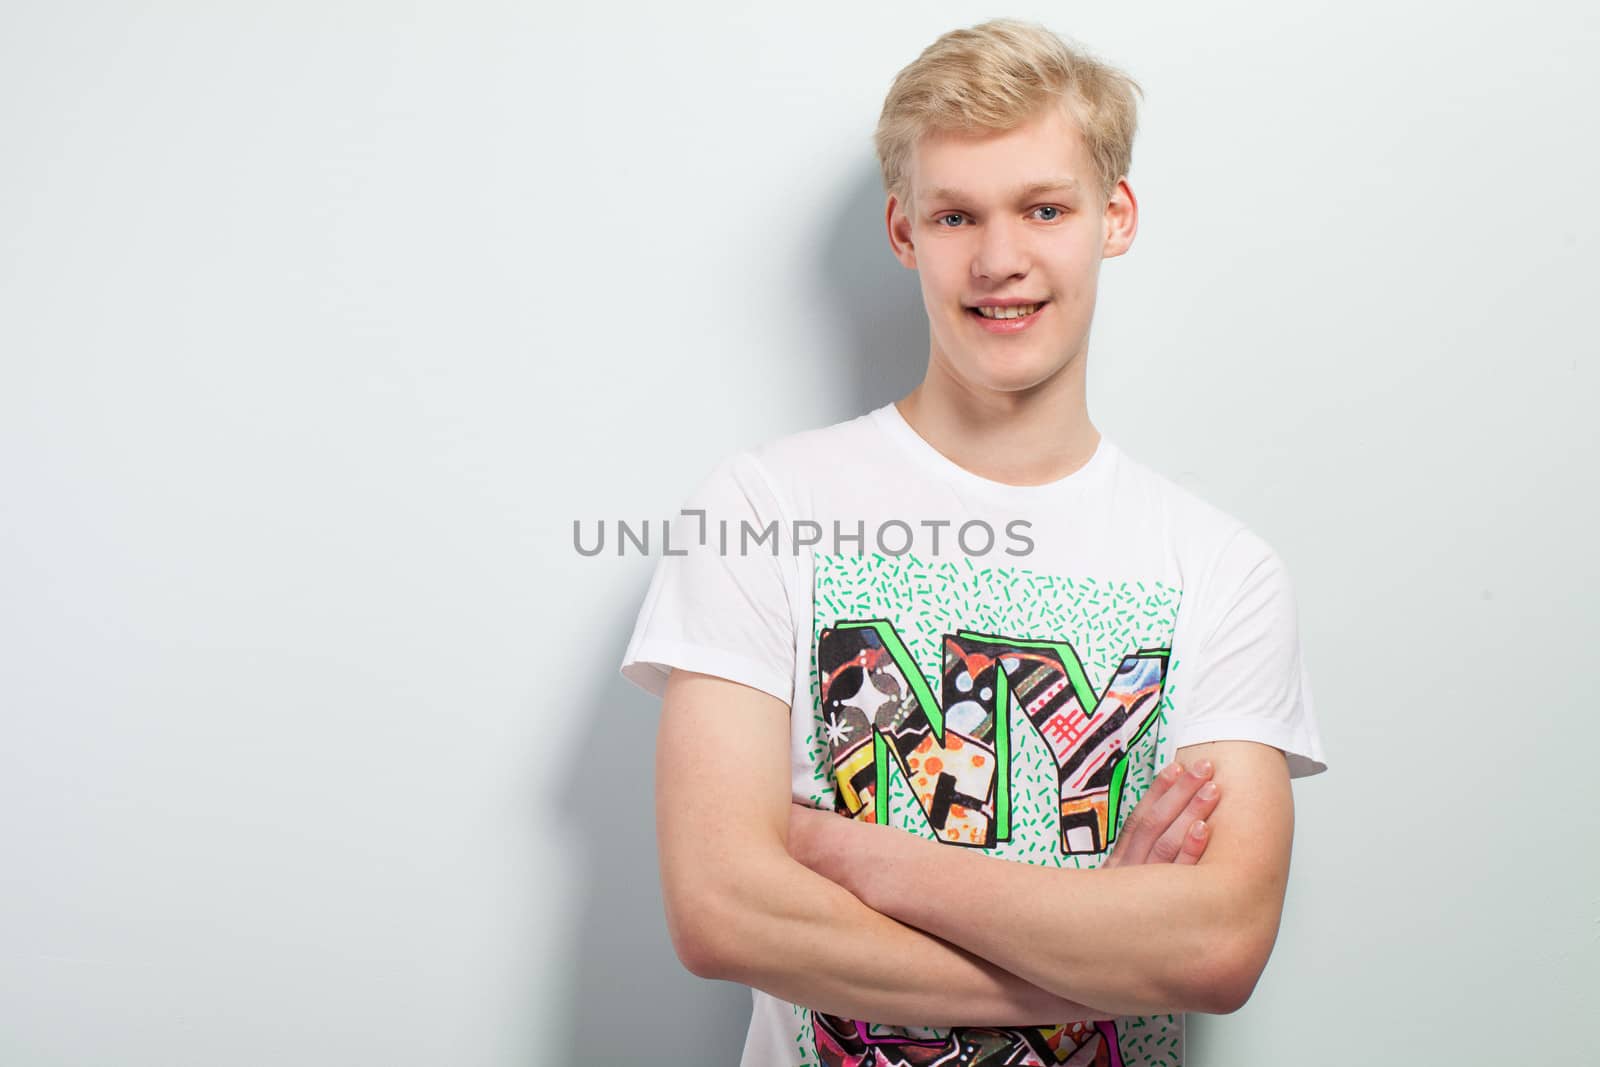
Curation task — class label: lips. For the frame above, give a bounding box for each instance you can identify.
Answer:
[966,301,1048,334]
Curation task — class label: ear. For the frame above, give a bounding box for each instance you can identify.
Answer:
[1101,178,1139,259]
[886,194,918,270]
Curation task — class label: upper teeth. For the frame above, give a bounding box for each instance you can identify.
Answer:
[976,303,1041,319]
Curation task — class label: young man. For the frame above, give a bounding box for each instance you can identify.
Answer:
[621,18,1327,1067]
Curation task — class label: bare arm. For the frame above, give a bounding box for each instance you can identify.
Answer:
[797,740,1295,1016]
[654,668,1108,1028]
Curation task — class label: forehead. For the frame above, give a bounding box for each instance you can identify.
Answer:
[910,105,1091,203]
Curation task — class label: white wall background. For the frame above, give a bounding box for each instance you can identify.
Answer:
[2,2,1595,1064]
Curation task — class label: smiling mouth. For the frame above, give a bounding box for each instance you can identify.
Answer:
[968,301,1048,320]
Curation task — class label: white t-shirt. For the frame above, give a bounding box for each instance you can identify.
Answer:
[621,402,1327,1067]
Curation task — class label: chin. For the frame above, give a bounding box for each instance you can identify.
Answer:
[953,354,1071,394]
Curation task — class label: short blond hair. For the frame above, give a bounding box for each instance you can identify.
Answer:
[873,18,1143,214]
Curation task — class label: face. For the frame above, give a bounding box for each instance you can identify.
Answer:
[886,104,1138,397]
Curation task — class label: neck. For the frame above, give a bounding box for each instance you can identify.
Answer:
[895,355,1100,488]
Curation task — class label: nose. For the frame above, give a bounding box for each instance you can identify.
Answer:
[970,216,1030,282]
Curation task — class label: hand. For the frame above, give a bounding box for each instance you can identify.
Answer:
[1102,759,1220,868]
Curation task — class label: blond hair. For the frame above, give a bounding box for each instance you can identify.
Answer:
[873,18,1143,214]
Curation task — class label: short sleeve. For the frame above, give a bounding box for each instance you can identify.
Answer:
[618,451,797,706]
[1170,529,1328,779]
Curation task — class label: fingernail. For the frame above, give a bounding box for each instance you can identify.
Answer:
[1190,821,1207,838]
[1199,782,1218,800]
[1194,760,1213,776]
[1169,763,1185,779]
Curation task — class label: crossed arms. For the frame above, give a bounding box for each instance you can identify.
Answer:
[654,668,1295,1028]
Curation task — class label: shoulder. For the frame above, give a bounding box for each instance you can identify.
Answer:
[706,409,880,513]
[1109,443,1282,583]
[673,410,877,534]
[747,408,878,476]
[1117,449,1302,645]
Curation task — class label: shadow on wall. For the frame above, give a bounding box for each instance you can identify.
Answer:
[545,161,927,1064]
[543,597,753,1066]
[811,164,929,415]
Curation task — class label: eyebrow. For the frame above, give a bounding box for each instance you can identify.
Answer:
[920,178,1081,204]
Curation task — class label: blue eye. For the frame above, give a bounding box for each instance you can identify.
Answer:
[937,213,965,227]
[1035,206,1063,221]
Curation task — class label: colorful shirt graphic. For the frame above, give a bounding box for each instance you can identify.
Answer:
[797,553,1184,1067]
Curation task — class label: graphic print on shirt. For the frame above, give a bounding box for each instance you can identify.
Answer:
[819,624,1166,853]
[798,553,1185,1067]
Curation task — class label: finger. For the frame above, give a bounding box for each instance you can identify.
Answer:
[1174,819,1208,865]
[1149,776,1221,864]
[1114,760,1209,865]
[1105,761,1183,867]
[1143,759,1183,806]
[1107,761,1186,866]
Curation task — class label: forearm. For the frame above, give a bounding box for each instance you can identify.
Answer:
[696,849,1117,1028]
[854,825,1242,1016]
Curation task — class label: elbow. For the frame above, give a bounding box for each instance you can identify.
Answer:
[660,844,792,982]
[1191,931,1274,1015]
[673,923,723,980]
[669,881,777,982]
[1183,881,1284,1014]
[1200,953,1266,1015]
[663,886,733,980]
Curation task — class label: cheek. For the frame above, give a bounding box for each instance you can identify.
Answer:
[930,267,977,310]
[1062,241,1102,277]
[918,274,961,315]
